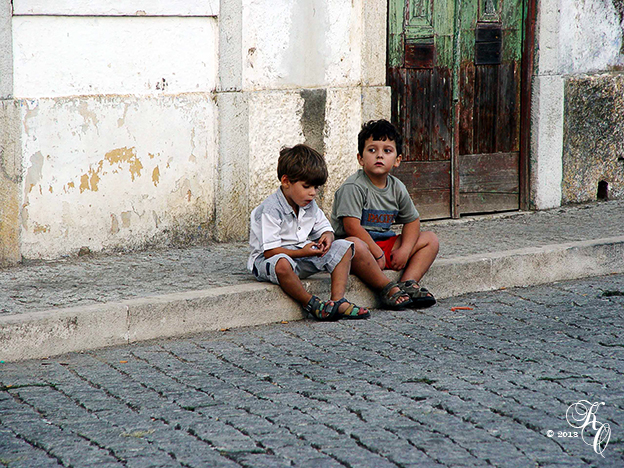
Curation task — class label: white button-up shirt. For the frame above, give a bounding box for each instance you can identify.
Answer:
[247,188,333,272]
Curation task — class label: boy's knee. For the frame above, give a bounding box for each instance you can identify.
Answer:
[422,231,439,253]
[274,257,294,277]
[346,237,369,256]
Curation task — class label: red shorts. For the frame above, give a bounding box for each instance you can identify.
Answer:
[375,236,399,270]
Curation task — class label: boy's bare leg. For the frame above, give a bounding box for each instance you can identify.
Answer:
[346,237,410,304]
[329,250,351,306]
[274,258,312,306]
[393,231,439,283]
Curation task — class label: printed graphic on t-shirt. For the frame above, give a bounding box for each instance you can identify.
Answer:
[361,209,398,231]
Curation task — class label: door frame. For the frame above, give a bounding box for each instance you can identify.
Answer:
[519,0,537,211]
[387,0,537,217]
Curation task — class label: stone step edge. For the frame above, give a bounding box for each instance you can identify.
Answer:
[1,236,623,362]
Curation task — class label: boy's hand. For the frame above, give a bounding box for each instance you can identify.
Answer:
[317,231,334,256]
[389,247,410,271]
[301,243,324,257]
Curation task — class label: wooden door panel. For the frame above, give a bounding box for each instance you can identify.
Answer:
[407,69,431,161]
[430,67,452,161]
[474,65,498,155]
[460,193,519,214]
[388,0,524,219]
[459,152,519,192]
[458,62,475,156]
[496,62,520,153]
[394,161,451,220]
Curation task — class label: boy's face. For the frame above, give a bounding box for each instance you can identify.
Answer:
[357,136,402,178]
[280,176,319,211]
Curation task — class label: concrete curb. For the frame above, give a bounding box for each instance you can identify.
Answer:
[2,236,623,362]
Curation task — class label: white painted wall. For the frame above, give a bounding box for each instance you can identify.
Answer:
[13,16,218,98]
[241,0,363,90]
[19,95,216,258]
[4,0,391,257]
[8,1,221,258]
[531,0,564,209]
[560,0,624,74]
[13,0,219,16]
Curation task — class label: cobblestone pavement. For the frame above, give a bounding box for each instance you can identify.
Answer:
[2,199,624,317]
[1,275,623,467]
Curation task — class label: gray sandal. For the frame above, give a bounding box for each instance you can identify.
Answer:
[398,280,437,309]
[379,282,412,310]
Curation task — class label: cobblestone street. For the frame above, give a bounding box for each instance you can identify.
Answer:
[1,274,623,467]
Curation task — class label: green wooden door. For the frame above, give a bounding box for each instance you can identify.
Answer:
[388,0,524,219]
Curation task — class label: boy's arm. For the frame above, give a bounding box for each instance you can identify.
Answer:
[342,217,386,269]
[264,244,323,259]
[389,218,420,270]
[259,210,323,259]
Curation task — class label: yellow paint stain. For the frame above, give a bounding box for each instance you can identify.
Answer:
[49,186,53,193]
[148,153,155,159]
[187,190,192,202]
[152,166,160,186]
[33,223,50,234]
[80,174,90,193]
[90,170,100,191]
[74,147,147,194]
[105,147,143,181]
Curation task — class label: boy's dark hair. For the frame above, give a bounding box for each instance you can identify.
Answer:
[358,119,403,156]
[278,144,328,186]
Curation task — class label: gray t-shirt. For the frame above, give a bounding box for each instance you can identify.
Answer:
[330,170,419,240]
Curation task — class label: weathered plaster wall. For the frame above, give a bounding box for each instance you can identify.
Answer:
[560,0,624,74]
[19,95,216,258]
[531,0,564,210]
[0,101,21,266]
[13,0,219,16]
[215,0,390,241]
[562,73,624,203]
[0,0,18,265]
[3,0,390,258]
[7,4,220,259]
[0,0,12,98]
[241,0,362,90]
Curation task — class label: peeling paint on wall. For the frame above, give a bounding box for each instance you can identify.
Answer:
[24,151,44,194]
[105,147,143,181]
[152,166,160,186]
[19,94,217,259]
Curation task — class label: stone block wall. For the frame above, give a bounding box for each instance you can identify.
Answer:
[562,73,624,203]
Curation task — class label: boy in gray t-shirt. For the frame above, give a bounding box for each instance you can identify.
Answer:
[331,119,439,309]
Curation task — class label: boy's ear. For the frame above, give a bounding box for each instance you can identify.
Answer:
[356,153,364,167]
[394,154,403,168]
[280,174,290,186]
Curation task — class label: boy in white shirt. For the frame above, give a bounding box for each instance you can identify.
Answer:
[248,144,370,320]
